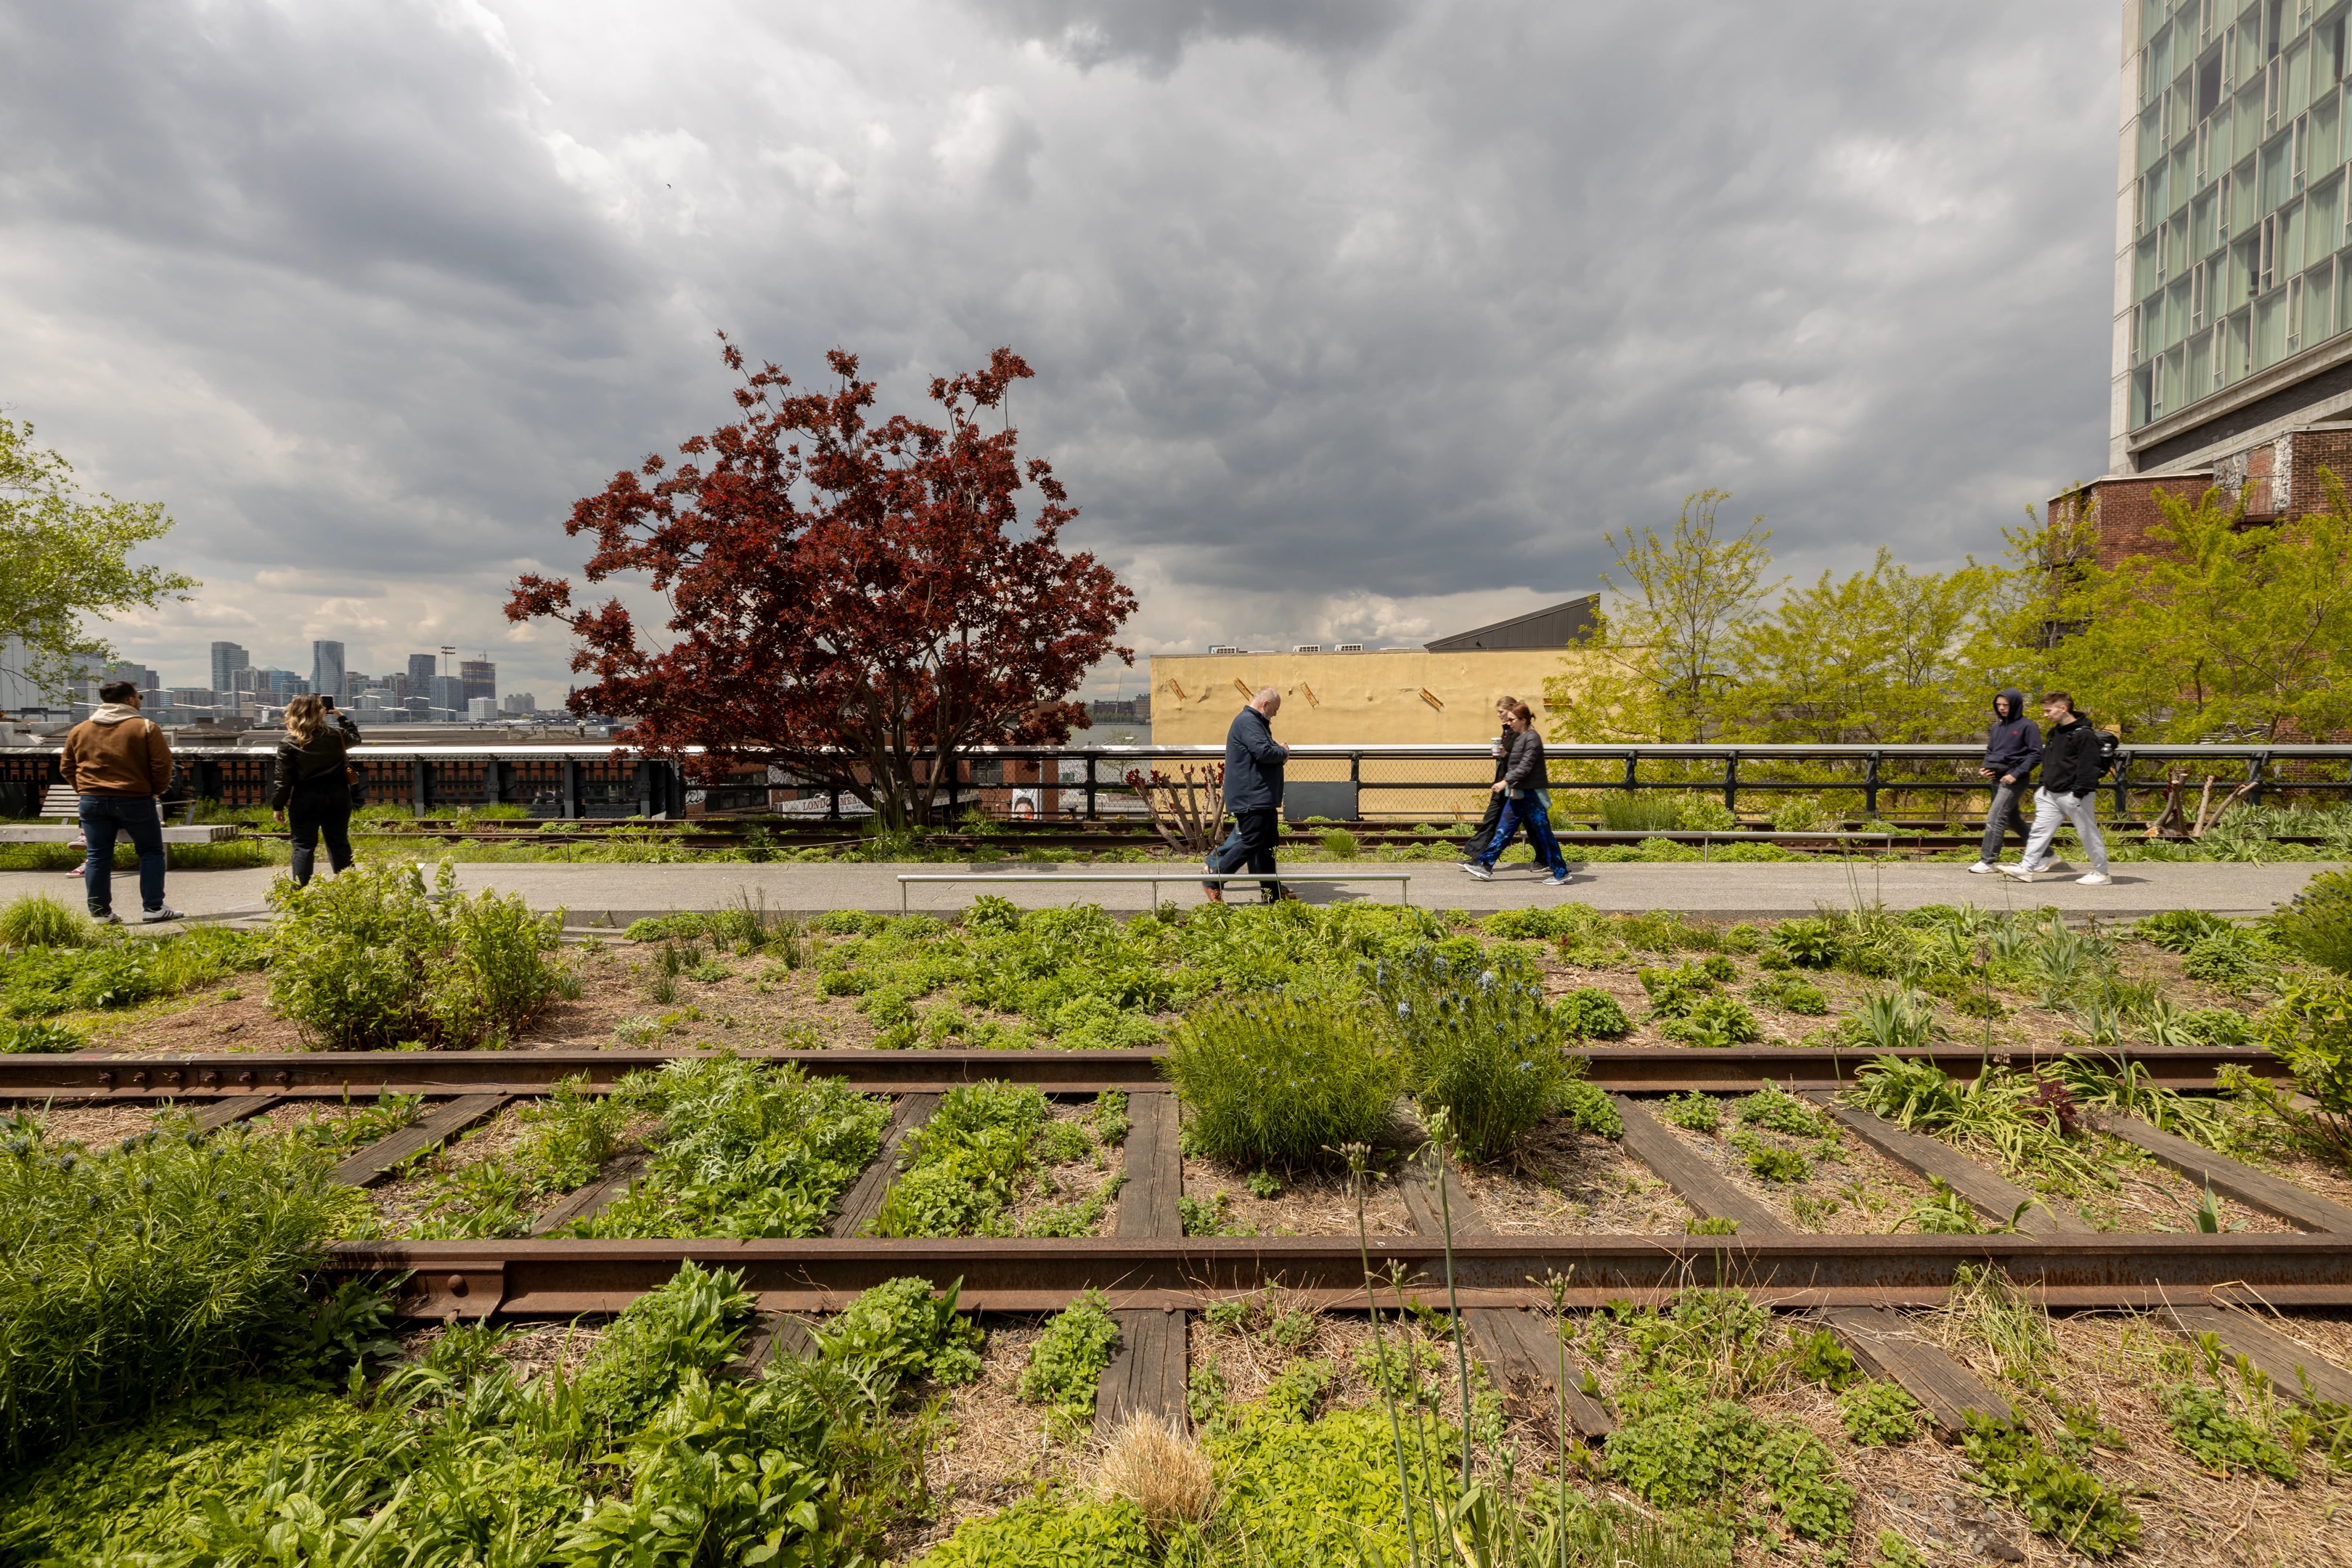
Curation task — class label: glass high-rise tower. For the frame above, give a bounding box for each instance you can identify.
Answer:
[2118,0,2352,474]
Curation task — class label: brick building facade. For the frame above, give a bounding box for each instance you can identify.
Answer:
[2057,420,2352,564]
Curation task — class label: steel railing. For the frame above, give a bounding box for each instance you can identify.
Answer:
[1,740,2343,821]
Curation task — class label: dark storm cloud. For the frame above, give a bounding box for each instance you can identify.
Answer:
[0,0,2118,690]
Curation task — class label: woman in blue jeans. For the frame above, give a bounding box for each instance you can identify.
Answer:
[1462,704,1571,886]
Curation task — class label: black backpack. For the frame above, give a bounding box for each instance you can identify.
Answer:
[2096,730,2120,779]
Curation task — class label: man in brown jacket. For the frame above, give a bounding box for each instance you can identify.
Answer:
[60,679,180,923]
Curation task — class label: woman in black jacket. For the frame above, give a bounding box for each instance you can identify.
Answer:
[270,694,358,886]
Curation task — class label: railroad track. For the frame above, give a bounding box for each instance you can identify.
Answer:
[1,1042,2282,1098]
[36,1040,2351,1438]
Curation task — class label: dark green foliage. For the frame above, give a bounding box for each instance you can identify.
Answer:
[2269,867,2352,975]
[1165,992,1400,1167]
[1,924,265,1019]
[1753,973,1829,1014]
[1637,962,1714,1018]
[1556,1079,1623,1138]
[2135,908,2234,952]
[1,1018,83,1053]
[1017,1291,1122,1439]
[2258,979,2352,1161]
[265,861,567,1049]
[1733,1085,1834,1139]
[818,1275,984,1388]
[1605,1384,1854,1544]
[1555,986,1631,1039]
[1787,1328,1861,1390]
[579,1058,889,1238]
[2162,1381,2298,1481]
[2176,1006,2254,1047]
[0,1116,360,1461]
[1838,1381,1924,1445]
[1661,994,1760,1048]
[1771,918,1844,968]
[1368,944,1577,1161]
[1659,1092,1722,1134]
[0,1263,938,1566]
[1960,1415,2140,1556]
[1729,1128,1809,1182]
[870,1081,1053,1236]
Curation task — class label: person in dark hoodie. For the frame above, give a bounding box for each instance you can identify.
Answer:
[1461,703,1572,886]
[1203,686,1288,902]
[269,693,359,887]
[1461,695,1520,863]
[2001,691,2111,885]
[1969,687,2043,875]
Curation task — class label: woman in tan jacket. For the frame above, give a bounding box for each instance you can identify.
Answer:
[269,694,358,886]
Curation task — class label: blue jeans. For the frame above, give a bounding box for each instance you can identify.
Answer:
[1474,792,1569,877]
[79,794,166,915]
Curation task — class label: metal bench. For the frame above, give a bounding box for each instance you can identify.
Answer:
[894,871,1414,915]
[7,785,236,844]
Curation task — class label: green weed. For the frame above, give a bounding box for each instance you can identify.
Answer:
[1368,944,1577,1161]
[1960,1416,2140,1556]
[1018,1291,1121,1440]
[1166,992,1400,1167]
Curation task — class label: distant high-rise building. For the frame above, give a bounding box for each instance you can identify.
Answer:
[500,692,536,714]
[211,642,248,693]
[459,659,496,703]
[407,653,438,692]
[105,661,158,693]
[429,675,465,720]
[467,696,498,722]
[311,641,345,701]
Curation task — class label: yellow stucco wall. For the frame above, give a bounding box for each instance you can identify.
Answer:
[1148,650,1607,745]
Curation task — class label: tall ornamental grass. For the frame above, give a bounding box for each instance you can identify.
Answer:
[0,1117,362,1461]
[1366,944,1577,1162]
[266,860,571,1049]
[1164,993,1400,1166]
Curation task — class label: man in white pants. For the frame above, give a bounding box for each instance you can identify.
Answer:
[2001,692,2111,886]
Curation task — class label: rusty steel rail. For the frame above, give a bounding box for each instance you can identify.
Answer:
[1,1044,2277,1101]
[335,1233,2352,1319]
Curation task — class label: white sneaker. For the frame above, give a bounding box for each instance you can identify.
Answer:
[1967,861,1994,874]
[1545,873,1572,887]
[1461,864,1492,881]
[141,905,184,923]
[1998,864,2036,881]
[2076,873,2112,886]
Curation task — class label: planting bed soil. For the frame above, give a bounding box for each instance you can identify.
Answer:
[22,886,2352,1565]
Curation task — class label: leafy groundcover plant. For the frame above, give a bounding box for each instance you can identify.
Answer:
[0,1113,365,1462]
[0,1262,969,1565]
[266,860,573,1048]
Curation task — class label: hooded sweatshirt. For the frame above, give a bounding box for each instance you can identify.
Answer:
[60,703,173,796]
[1982,688,2041,783]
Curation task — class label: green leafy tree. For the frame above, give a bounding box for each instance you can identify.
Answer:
[1726,549,1993,742]
[1548,489,1780,741]
[2046,474,2352,741]
[0,418,196,698]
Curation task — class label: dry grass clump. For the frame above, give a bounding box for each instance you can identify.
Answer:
[1095,1412,1215,1534]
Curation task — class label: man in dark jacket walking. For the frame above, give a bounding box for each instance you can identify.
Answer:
[1969,687,2042,874]
[2001,693,2111,885]
[1204,686,1288,902]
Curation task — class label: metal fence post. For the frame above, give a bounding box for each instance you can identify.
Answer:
[1863,751,1882,818]
[410,758,428,818]
[1723,751,1739,814]
[562,759,582,820]
[1084,753,1098,820]
[1621,751,1639,793]
[2250,751,2269,807]
[2111,750,2131,817]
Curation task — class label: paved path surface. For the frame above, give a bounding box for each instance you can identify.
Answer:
[2,858,2332,924]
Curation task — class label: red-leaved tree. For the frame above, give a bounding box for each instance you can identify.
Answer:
[507,338,1136,830]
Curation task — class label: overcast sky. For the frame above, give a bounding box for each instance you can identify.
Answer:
[0,1,2120,706]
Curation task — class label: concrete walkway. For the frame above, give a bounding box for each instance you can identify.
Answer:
[1,858,2332,925]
